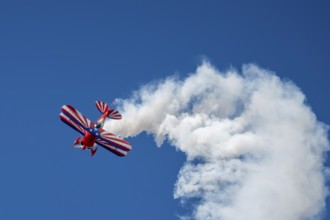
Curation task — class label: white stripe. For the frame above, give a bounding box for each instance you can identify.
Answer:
[108,139,131,150]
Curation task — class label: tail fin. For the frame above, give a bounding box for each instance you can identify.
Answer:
[96,101,109,113]
[96,100,122,120]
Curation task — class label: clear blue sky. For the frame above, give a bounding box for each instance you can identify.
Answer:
[0,1,329,219]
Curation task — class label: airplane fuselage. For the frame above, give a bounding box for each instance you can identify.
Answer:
[81,132,96,148]
[97,110,109,125]
[80,111,109,148]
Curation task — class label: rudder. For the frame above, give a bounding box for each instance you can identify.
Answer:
[96,101,109,113]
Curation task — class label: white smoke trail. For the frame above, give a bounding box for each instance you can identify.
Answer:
[105,62,329,220]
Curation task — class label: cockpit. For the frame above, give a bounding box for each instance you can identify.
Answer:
[95,122,102,128]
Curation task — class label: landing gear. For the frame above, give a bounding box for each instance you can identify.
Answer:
[73,137,81,146]
[91,147,98,157]
[72,136,97,156]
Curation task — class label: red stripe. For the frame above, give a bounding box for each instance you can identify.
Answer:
[82,113,88,127]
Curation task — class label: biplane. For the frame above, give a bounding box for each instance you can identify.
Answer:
[59,101,131,157]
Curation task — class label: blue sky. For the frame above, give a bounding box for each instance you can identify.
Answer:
[0,1,329,219]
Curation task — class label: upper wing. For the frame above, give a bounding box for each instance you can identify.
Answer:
[61,105,94,129]
[95,139,128,157]
[59,112,85,135]
[97,129,132,152]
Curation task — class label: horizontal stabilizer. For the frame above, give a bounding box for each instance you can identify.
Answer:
[107,109,122,120]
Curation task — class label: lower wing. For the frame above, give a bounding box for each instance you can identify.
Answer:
[59,112,85,135]
[95,139,128,157]
[98,129,132,152]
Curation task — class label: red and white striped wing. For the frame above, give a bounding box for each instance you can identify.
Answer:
[98,129,131,151]
[96,101,109,113]
[61,105,94,129]
[59,112,85,135]
[108,109,122,120]
[95,139,128,157]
